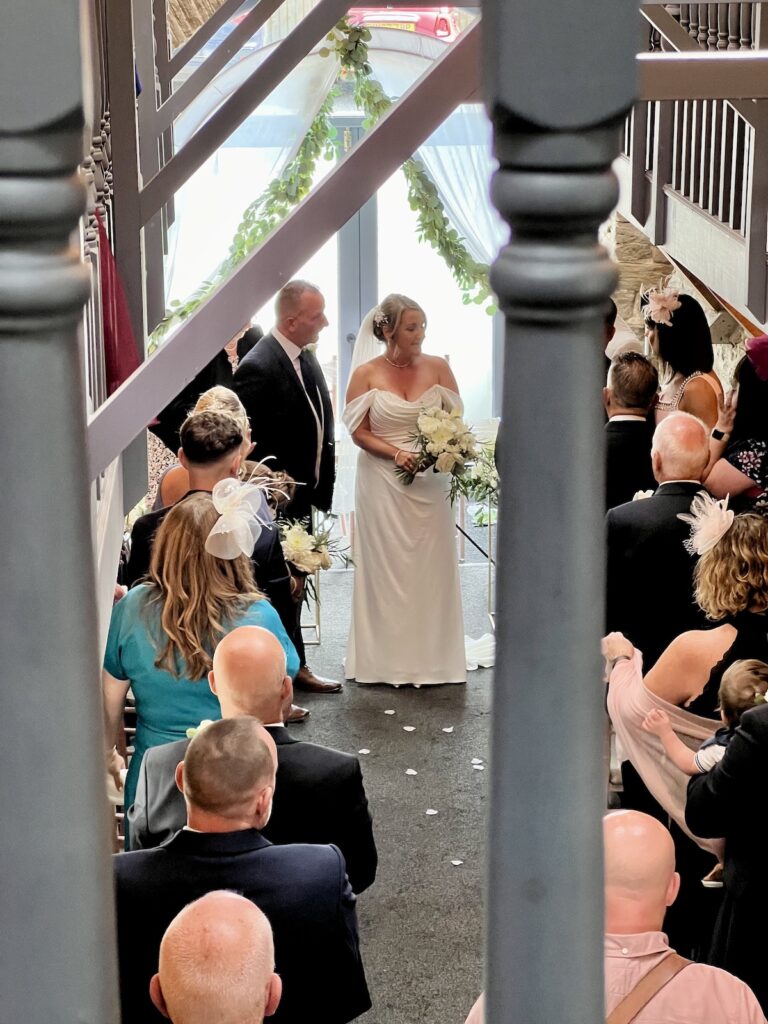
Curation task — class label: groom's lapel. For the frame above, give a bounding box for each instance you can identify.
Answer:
[264,335,315,414]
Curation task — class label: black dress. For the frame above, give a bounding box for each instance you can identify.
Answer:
[686,610,768,718]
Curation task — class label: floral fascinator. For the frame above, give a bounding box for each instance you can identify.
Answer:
[205,478,271,559]
[677,492,734,555]
[641,278,682,327]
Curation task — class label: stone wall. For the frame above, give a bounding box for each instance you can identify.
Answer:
[611,213,746,385]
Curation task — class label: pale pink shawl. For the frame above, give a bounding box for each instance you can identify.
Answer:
[607,650,723,855]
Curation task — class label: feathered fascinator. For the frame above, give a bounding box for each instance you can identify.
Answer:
[205,478,271,559]
[641,278,682,327]
[677,492,735,555]
[746,335,768,382]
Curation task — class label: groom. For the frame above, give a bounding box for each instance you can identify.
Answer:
[234,280,340,695]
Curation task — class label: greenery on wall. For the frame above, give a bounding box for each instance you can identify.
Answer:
[151,18,492,346]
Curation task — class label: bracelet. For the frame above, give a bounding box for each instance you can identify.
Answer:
[608,654,631,669]
[393,449,403,466]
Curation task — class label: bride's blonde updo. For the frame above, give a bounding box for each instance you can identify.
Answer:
[372,293,426,342]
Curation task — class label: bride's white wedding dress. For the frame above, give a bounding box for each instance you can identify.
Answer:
[343,383,467,685]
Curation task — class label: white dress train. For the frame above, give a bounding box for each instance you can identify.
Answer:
[343,384,466,685]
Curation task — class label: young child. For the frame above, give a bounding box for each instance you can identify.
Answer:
[642,658,768,886]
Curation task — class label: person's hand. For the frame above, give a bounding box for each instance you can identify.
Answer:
[107,747,126,790]
[601,632,635,662]
[394,449,419,474]
[113,584,127,604]
[642,708,673,737]
[715,387,738,434]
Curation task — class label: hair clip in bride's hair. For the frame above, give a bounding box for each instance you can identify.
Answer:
[677,492,735,555]
[205,478,271,560]
[641,277,682,327]
[372,308,389,328]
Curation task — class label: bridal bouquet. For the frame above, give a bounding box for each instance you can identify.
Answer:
[280,514,350,575]
[454,444,499,506]
[396,405,480,501]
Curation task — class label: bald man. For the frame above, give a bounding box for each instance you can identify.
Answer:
[603,811,764,1022]
[115,717,371,1024]
[606,411,712,672]
[150,892,281,1023]
[128,626,377,893]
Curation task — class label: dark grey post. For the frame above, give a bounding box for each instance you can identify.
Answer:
[0,3,120,1021]
[483,4,637,1022]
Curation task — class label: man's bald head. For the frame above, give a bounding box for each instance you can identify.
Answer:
[150,891,281,1023]
[178,717,276,828]
[604,811,679,934]
[210,627,291,722]
[651,411,709,483]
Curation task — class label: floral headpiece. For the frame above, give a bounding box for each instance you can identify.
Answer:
[677,492,734,555]
[204,478,271,560]
[746,335,768,382]
[641,278,682,327]
[372,308,389,329]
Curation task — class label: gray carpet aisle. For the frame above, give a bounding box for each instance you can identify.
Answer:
[293,563,491,1024]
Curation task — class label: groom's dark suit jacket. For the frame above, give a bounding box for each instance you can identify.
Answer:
[114,828,371,1024]
[234,334,335,519]
[127,724,378,893]
[606,481,710,670]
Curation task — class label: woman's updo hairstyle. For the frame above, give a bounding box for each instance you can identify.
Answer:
[372,293,426,342]
[643,292,714,377]
[194,386,249,440]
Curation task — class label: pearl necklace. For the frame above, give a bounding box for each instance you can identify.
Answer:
[384,354,412,369]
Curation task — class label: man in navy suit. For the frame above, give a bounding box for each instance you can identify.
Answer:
[113,717,371,1024]
[234,280,340,694]
[127,626,378,894]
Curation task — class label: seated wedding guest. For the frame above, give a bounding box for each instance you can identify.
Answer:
[604,352,658,509]
[460,811,766,1024]
[103,491,300,828]
[603,811,765,1023]
[606,411,710,669]
[687,700,768,1013]
[604,507,768,952]
[643,284,723,429]
[114,717,371,1024]
[149,892,281,1024]
[129,625,377,894]
[703,336,768,507]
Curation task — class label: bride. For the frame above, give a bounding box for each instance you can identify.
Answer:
[343,293,466,686]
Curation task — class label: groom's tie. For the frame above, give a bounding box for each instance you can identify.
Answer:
[298,349,323,486]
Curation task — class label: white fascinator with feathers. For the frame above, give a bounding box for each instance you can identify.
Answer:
[205,478,272,559]
[677,492,735,555]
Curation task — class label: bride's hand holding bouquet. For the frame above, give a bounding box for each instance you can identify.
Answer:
[395,404,479,501]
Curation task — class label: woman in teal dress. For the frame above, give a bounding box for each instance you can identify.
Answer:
[103,491,298,822]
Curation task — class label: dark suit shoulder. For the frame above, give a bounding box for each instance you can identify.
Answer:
[234,334,280,377]
[280,739,359,777]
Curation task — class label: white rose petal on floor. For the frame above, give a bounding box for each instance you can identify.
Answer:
[405,768,418,776]
[426,809,438,816]
[403,726,416,732]
[442,726,454,733]
[358,749,370,755]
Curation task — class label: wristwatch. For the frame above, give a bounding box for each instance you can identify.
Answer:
[711,428,729,441]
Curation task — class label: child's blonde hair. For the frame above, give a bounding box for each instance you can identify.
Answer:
[718,659,768,727]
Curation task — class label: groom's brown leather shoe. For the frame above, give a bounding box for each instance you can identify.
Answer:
[286,703,310,723]
[294,666,342,693]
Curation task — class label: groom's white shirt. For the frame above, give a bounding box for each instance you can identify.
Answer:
[273,326,323,486]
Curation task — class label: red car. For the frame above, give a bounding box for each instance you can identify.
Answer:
[347,6,462,41]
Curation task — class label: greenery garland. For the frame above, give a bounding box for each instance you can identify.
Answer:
[151,19,492,346]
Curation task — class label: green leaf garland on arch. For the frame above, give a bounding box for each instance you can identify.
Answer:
[150,19,493,348]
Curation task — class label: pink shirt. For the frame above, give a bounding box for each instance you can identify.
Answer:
[606,933,766,1023]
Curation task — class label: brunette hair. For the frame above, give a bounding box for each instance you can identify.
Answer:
[146,493,262,679]
[180,411,243,466]
[729,355,768,444]
[695,513,768,620]
[609,352,658,410]
[718,659,768,728]
[372,293,426,342]
[644,293,714,377]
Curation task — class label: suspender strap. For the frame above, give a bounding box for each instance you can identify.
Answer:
[606,952,692,1024]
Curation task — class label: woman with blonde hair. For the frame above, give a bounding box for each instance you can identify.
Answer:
[343,293,466,686]
[103,492,299,821]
